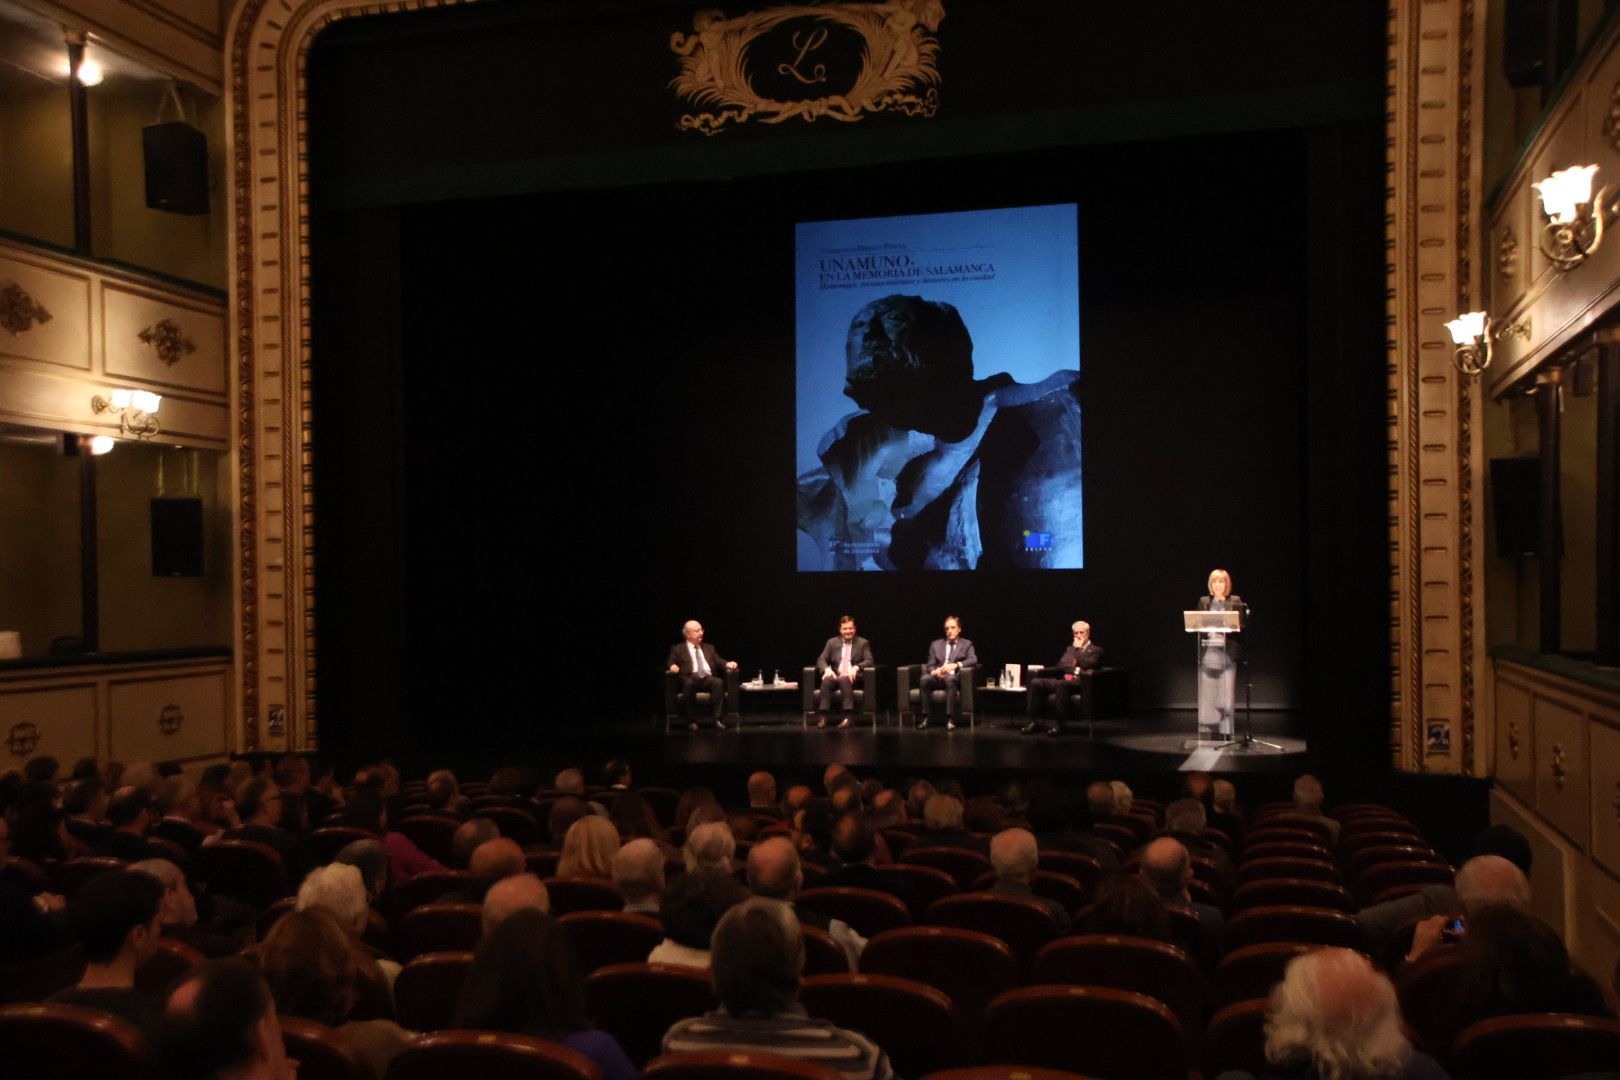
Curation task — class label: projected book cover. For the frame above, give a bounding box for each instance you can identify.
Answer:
[795,203,1082,571]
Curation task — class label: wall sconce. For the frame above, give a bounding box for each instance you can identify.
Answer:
[1534,164,1607,269]
[91,388,162,437]
[1443,311,1530,377]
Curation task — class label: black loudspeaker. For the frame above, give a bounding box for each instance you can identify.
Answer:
[1490,457,1540,557]
[1503,0,1576,89]
[152,498,204,577]
[143,121,210,215]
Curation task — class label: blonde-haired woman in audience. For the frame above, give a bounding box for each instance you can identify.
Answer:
[260,907,411,1080]
[557,815,620,879]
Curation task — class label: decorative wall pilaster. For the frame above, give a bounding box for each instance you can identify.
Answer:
[1385,0,1489,773]
[225,0,476,752]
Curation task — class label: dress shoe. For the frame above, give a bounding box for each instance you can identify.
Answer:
[946,719,956,731]
[916,717,930,730]
[1020,722,1041,735]
[715,718,727,731]
[1045,726,1061,737]
[688,722,699,732]
[816,716,828,729]
[837,717,851,729]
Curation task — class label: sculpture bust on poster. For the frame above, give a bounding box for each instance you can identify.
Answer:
[797,293,1081,570]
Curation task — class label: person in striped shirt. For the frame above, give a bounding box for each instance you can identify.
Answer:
[661,897,894,1080]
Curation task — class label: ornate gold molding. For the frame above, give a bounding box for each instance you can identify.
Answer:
[139,318,197,366]
[228,0,477,754]
[1385,0,1485,774]
[0,282,52,335]
[670,1,943,134]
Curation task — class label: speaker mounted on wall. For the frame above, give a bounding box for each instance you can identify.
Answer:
[143,121,209,215]
[151,497,204,577]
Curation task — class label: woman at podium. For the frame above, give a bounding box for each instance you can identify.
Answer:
[1196,568,1247,739]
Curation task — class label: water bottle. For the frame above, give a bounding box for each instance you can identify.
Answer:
[773,669,781,686]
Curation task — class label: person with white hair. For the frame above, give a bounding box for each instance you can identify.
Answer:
[1249,947,1449,1080]
[1271,773,1340,842]
[1400,853,1533,967]
[683,819,736,873]
[297,863,369,936]
[130,857,254,957]
[613,838,666,915]
[988,828,1071,933]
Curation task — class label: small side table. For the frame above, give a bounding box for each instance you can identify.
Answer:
[738,681,800,725]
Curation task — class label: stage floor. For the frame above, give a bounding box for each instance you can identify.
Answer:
[651,710,1308,775]
[510,710,1314,797]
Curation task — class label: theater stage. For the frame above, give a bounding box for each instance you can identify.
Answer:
[505,710,1314,801]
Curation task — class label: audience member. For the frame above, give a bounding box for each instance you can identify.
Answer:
[1081,874,1170,940]
[1402,854,1532,967]
[748,770,781,817]
[964,795,1006,835]
[1274,774,1340,842]
[558,815,620,879]
[450,816,501,869]
[748,835,864,970]
[155,958,295,1080]
[98,786,164,862]
[600,757,633,790]
[1360,829,1533,949]
[662,898,894,1079]
[341,788,446,888]
[783,784,813,817]
[613,837,666,915]
[48,869,166,1030]
[62,777,111,848]
[335,838,390,903]
[988,827,1071,933]
[1141,835,1225,968]
[921,793,987,853]
[608,791,676,857]
[1246,948,1448,1080]
[1024,778,1120,869]
[483,872,550,934]
[11,783,71,862]
[1210,778,1247,847]
[684,819,737,873]
[1164,796,1234,891]
[675,786,722,832]
[823,814,916,911]
[425,768,468,816]
[455,908,637,1080]
[259,907,411,1078]
[131,857,251,958]
[649,867,749,968]
[547,794,588,845]
[227,778,313,885]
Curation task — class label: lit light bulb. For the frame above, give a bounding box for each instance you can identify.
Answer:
[130,390,162,414]
[89,435,115,455]
[1443,312,1487,346]
[109,389,132,409]
[75,58,103,86]
[1534,165,1598,225]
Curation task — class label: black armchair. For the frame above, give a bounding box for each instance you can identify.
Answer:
[801,665,881,730]
[896,664,978,729]
[662,668,740,731]
[1024,665,1131,738]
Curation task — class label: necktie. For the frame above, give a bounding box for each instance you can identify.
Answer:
[840,643,851,676]
[694,645,708,677]
[946,642,954,664]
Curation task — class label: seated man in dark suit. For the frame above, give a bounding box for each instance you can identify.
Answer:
[988,827,1071,934]
[226,778,312,885]
[814,615,874,729]
[1023,620,1104,735]
[666,619,738,731]
[918,615,976,730]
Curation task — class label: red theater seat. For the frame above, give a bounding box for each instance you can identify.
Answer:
[556,910,663,975]
[0,1002,150,1077]
[386,1029,603,1080]
[643,1050,841,1079]
[859,926,1017,1021]
[393,951,473,1032]
[582,962,718,1068]
[980,985,1183,1080]
[800,973,958,1078]
[279,1016,372,1080]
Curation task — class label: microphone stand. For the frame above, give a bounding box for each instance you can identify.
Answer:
[1228,605,1284,752]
